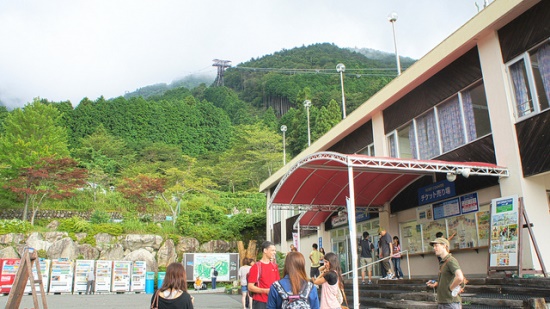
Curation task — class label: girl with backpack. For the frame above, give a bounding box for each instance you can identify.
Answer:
[267,251,320,309]
[311,252,345,309]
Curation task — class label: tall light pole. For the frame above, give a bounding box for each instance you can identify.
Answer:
[304,100,312,146]
[336,63,346,119]
[388,12,402,76]
[280,125,287,165]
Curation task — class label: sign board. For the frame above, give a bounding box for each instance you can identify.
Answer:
[111,261,132,292]
[489,195,519,269]
[416,204,433,224]
[0,259,20,294]
[25,258,51,294]
[418,180,455,205]
[95,260,113,293]
[73,260,94,293]
[131,261,147,292]
[183,253,240,282]
[49,259,74,293]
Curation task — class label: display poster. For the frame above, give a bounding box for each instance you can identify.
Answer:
[184,253,239,282]
[416,204,433,224]
[433,198,461,220]
[73,260,94,293]
[111,261,132,292]
[477,210,491,247]
[460,193,479,214]
[25,259,51,294]
[130,261,146,292]
[49,258,74,293]
[447,213,478,249]
[421,219,447,253]
[400,221,422,254]
[0,258,21,294]
[95,260,113,293]
[489,195,519,268]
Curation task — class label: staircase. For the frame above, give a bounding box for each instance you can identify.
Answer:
[343,277,550,309]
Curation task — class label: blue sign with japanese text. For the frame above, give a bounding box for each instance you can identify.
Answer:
[418,180,456,205]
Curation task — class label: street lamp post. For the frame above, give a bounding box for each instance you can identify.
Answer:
[388,12,402,76]
[303,100,312,146]
[280,125,287,165]
[336,63,346,119]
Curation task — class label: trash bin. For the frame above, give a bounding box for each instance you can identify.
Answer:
[145,272,155,294]
[157,272,166,289]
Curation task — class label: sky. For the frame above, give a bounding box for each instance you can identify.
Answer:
[0,1,488,109]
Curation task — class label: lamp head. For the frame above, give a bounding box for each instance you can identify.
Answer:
[280,125,287,132]
[388,12,398,22]
[460,168,471,178]
[303,100,312,108]
[446,172,457,182]
[336,63,345,73]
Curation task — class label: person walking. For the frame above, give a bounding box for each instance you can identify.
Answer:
[267,251,319,309]
[426,237,465,309]
[85,267,95,295]
[247,241,281,309]
[392,236,404,279]
[359,231,375,284]
[211,266,218,290]
[150,262,194,309]
[311,252,345,309]
[379,227,396,279]
[239,258,253,309]
[309,243,323,279]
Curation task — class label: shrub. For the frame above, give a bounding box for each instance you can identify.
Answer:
[90,209,111,224]
[58,217,91,233]
[0,219,32,234]
[89,223,123,236]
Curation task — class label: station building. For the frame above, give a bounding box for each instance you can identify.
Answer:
[259,0,549,283]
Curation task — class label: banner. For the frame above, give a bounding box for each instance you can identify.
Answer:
[489,195,519,268]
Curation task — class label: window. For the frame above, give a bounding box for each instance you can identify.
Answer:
[508,41,550,119]
[357,143,375,156]
[387,81,491,159]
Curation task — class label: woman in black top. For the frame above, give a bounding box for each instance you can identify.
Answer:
[150,262,194,309]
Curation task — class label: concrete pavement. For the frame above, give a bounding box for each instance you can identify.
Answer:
[0,289,245,309]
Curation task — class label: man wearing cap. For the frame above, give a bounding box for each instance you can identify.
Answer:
[378,227,395,279]
[426,237,465,308]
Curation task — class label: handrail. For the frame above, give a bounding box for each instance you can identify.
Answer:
[342,250,411,280]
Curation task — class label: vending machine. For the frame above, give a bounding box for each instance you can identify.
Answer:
[24,258,51,294]
[94,260,112,293]
[73,260,95,294]
[130,261,146,292]
[111,261,132,292]
[49,258,74,293]
[0,258,21,294]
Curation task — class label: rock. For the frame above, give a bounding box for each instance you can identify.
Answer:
[200,240,231,253]
[99,244,124,260]
[124,248,157,272]
[157,239,177,267]
[47,237,79,259]
[95,233,115,250]
[44,231,68,243]
[121,234,163,251]
[74,233,88,242]
[176,237,200,254]
[78,244,100,260]
[46,220,59,230]
[0,246,19,259]
[26,232,51,252]
[0,233,25,245]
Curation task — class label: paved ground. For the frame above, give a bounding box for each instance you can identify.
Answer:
[0,289,245,309]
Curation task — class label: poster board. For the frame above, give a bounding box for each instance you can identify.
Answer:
[130,261,146,292]
[73,260,94,294]
[489,195,519,269]
[183,253,240,282]
[25,259,51,294]
[0,259,20,294]
[49,258,74,293]
[95,260,113,293]
[111,261,132,292]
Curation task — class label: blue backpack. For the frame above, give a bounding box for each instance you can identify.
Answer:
[272,280,313,309]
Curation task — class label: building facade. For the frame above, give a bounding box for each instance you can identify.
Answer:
[260,0,550,279]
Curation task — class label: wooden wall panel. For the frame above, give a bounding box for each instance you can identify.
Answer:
[516,110,550,177]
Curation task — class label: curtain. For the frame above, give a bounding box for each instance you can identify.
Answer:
[438,96,465,152]
[415,111,439,159]
[461,91,478,142]
[409,123,417,159]
[388,134,397,158]
[536,42,550,108]
[509,59,532,117]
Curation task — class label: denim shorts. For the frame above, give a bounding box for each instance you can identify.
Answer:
[241,285,248,292]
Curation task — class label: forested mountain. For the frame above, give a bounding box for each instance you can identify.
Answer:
[0,43,413,243]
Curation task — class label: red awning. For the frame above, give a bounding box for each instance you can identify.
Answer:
[269,152,508,227]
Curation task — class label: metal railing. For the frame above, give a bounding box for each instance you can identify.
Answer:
[342,250,410,280]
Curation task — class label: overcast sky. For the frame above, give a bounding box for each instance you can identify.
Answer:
[0,1,488,109]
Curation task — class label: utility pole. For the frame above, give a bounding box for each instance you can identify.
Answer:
[212,59,231,86]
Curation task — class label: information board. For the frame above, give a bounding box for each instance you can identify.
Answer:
[130,261,146,292]
[489,195,519,269]
[0,258,20,294]
[49,259,74,293]
[111,261,131,292]
[95,260,113,293]
[73,260,94,294]
[25,259,51,294]
[183,253,240,282]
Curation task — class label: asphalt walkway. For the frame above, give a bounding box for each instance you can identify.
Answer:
[0,289,244,309]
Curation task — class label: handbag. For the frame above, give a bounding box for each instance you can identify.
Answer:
[247,262,261,298]
[150,291,160,309]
